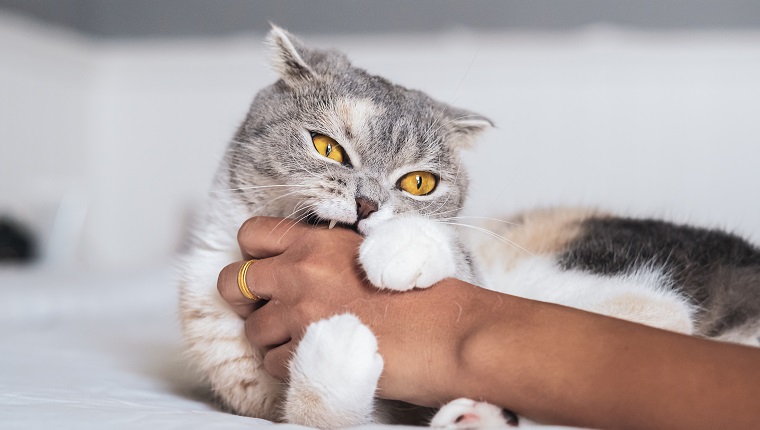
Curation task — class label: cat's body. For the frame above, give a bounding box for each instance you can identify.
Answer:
[471,207,760,343]
[179,27,760,429]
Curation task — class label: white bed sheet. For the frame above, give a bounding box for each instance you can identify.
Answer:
[0,267,573,429]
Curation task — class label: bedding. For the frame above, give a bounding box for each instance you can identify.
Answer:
[0,267,573,429]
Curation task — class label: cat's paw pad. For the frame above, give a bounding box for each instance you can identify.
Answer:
[289,313,383,407]
[359,217,456,291]
[431,398,517,429]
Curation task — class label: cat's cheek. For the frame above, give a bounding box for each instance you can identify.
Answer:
[313,199,357,225]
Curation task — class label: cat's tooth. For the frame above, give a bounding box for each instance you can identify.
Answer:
[329,219,337,229]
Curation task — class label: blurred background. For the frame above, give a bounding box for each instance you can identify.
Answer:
[2,1,760,271]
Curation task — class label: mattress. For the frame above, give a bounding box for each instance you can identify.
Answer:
[0,266,574,429]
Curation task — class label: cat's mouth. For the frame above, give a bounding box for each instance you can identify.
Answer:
[304,212,360,234]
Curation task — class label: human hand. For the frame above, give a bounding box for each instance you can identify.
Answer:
[216,216,483,406]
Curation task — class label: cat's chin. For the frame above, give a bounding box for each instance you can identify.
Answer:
[355,219,373,236]
[355,213,395,236]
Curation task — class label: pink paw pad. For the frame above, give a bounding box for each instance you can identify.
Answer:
[431,398,518,429]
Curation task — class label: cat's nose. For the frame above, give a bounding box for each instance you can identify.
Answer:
[355,196,378,220]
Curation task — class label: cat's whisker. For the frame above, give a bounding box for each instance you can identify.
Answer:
[267,217,308,245]
[286,158,322,179]
[281,211,320,239]
[278,199,314,221]
[211,184,311,193]
[438,221,536,257]
[291,198,317,215]
[291,200,305,213]
[232,186,312,216]
[288,205,315,221]
[439,216,522,227]
[290,210,316,225]
[277,143,323,179]
[427,204,466,218]
[262,203,318,243]
[268,188,311,206]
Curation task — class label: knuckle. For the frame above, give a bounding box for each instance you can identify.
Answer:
[216,262,238,297]
[299,249,323,270]
[264,350,287,380]
[295,301,321,324]
[237,216,262,245]
[303,253,333,280]
[244,316,260,347]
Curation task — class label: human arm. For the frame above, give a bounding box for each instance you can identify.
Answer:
[218,216,760,429]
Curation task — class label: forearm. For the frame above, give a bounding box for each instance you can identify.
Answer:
[447,284,760,429]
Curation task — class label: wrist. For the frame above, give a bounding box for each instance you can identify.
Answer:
[372,278,492,406]
[425,280,520,406]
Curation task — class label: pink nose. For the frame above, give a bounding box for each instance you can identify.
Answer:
[355,197,378,220]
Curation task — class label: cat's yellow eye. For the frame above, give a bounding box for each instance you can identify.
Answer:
[399,171,437,196]
[312,133,346,164]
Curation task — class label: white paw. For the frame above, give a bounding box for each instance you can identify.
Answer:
[431,398,517,429]
[359,216,457,291]
[286,314,383,427]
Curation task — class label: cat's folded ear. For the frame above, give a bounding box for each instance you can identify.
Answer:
[266,25,317,86]
[445,107,494,149]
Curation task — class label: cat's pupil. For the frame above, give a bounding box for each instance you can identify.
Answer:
[416,175,422,189]
[325,143,332,156]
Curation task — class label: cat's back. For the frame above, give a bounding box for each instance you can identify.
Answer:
[471,207,760,343]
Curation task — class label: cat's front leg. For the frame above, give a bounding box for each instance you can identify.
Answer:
[284,313,385,428]
[359,215,472,291]
[179,245,283,420]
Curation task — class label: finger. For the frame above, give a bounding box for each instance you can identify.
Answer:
[237,216,320,259]
[217,259,275,318]
[245,301,293,351]
[263,341,298,381]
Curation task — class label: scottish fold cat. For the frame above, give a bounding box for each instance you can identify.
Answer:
[179,26,487,428]
[179,27,760,429]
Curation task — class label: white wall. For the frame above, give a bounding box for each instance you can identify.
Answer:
[2,13,760,270]
[0,16,94,265]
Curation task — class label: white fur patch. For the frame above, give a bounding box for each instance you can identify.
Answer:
[313,198,357,225]
[356,205,395,235]
[359,215,457,291]
[337,98,379,135]
[285,313,383,428]
[716,321,760,346]
[326,98,383,168]
[482,257,696,334]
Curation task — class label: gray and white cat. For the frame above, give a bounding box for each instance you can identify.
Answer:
[179,27,760,429]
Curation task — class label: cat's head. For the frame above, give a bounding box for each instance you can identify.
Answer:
[229,26,491,235]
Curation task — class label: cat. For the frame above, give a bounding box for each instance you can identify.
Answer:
[179,26,760,429]
[179,25,487,428]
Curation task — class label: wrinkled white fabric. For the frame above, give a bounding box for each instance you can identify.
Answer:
[0,267,573,429]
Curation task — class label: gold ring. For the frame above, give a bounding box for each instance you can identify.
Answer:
[237,259,260,301]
